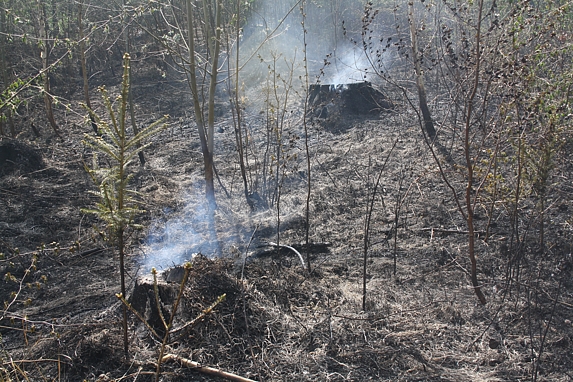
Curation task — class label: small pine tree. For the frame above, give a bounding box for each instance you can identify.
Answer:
[82,53,168,358]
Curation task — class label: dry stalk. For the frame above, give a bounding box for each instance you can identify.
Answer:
[116,294,162,341]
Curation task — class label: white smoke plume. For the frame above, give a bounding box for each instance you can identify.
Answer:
[140,185,219,272]
[139,1,390,272]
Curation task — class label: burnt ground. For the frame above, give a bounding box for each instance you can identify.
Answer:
[1,74,573,382]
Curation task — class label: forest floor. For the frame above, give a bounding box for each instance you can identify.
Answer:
[1,69,572,381]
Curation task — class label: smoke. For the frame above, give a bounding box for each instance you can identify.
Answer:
[140,184,219,273]
[139,1,390,272]
[320,45,372,84]
[236,0,382,103]
[235,0,383,95]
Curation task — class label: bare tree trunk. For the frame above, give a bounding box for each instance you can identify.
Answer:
[205,0,222,208]
[230,0,254,210]
[408,2,436,139]
[301,0,312,273]
[118,227,129,359]
[123,0,145,166]
[186,0,218,208]
[37,0,61,137]
[0,25,16,137]
[406,1,484,305]
[78,1,98,134]
[0,5,12,136]
[463,0,487,305]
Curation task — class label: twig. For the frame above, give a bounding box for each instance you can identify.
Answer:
[416,227,486,235]
[169,294,226,339]
[116,293,162,341]
[0,357,68,364]
[1,256,38,321]
[509,279,573,309]
[0,312,111,329]
[161,354,257,382]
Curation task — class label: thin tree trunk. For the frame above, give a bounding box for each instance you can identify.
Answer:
[0,2,18,138]
[123,0,145,166]
[118,89,129,357]
[463,0,487,305]
[205,0,222,208]
[118,228,129,359]
[231,0,253,210]
[301,0,312,273]
[187,0,217,208]
[408,2,436,139]
[0,6,12,137]
[185,0,221,255]
[0,46,16,137]
[78,1,98,134]
[37,0,61,137]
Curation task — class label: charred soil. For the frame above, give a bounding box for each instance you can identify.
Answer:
[1,77,572,382]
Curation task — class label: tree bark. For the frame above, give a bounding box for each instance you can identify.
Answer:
[186,0,217,208]
[408,2,436,139]
[37,0,61,137]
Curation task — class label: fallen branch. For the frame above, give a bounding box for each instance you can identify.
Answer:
[161,354,257,382]
[416,227,486,235]
[267,242,306,269]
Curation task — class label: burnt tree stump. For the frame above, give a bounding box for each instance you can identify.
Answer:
[309,81,393,118]
[129,267,185,337]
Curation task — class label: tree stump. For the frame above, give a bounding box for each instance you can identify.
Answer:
[129,267,185,337]
[309,81,394,118]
